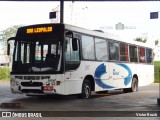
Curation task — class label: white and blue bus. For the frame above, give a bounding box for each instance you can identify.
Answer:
[7,23,154,99]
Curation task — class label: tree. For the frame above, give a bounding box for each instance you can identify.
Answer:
[134,37,147,43]
[0,25,23,54]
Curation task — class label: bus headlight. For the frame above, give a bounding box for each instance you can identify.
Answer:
[51,81,55,85]
[46,82,50,85]
[16,82,19,85]
[10,78,16,86]
[48,79,56,85]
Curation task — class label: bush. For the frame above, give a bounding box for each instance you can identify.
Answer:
[0,67,10,80]
[154,61,160,83]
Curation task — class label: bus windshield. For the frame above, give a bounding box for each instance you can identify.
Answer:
[12,37,62,74]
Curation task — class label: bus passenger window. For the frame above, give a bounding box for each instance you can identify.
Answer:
[95,38,108,61]
[82,35,95,60]
[129,45,138,62]
[138,47,146,63]
[108,41,119,61]
[146,48,152,63]
[120,43,129,61]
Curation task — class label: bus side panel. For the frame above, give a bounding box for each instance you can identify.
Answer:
[136,64,154,86]
[121,63,154,88]
[113,63,154,89]
[64,61,154,95]
[54,74,65,95]
[64,61,104,95]
[64,76,83,95]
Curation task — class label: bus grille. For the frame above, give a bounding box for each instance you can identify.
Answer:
[15,76,50,80]
[21,82,43,87]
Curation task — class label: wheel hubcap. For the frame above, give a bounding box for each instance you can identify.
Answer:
[85,85,90,98]
[133,81,137,91]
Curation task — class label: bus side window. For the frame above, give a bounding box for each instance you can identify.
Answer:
[129,45,138,62]
[95,38,108,61]
[119,43,129,62]
[82,35,95,60]
[108,41,119,61]
[146,48,152,63]
[138,47,146,63]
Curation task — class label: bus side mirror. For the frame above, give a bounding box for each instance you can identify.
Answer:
[7,43,10,55]
[72,38,78,51]
[7,37,16,55]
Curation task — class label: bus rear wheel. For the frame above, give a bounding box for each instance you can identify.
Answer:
[131,77,138,92]
[77,79,91,99]
[123,77,138,93]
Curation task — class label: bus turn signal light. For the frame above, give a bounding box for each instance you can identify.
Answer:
[56,81,61,85]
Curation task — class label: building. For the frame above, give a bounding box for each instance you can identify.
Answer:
[0,49,9,66]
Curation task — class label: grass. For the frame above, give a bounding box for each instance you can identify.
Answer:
[154,61,160,83]
[0,67,10,80]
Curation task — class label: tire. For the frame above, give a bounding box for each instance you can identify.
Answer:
[131,77,138,92]
[123,77,138,93]
[77,79,91,99]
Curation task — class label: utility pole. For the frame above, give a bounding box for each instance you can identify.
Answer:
[60,0,64,23]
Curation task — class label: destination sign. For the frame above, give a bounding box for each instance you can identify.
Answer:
[26,27,52,34]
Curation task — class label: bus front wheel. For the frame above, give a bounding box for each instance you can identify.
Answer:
[77,79,91,99]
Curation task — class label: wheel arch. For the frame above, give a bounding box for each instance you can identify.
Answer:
[83,75,95,91]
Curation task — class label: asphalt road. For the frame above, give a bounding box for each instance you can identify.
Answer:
[0,81,159,120]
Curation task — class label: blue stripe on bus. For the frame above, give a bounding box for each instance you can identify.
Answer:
[94,63,115,89]
[117,63,132,86]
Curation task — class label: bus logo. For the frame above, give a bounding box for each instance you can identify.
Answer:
[113,69,119,75]
[94,63,132,88]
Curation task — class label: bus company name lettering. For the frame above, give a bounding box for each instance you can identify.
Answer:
[85,65,90,70]
[113,69,119,75]
[27,27,52,34]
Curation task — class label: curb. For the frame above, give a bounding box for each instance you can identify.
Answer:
[0,102,23,108]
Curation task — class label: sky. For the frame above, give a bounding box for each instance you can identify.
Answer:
[0,1,160,59]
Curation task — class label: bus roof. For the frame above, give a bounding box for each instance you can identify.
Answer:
[64,24,154,49]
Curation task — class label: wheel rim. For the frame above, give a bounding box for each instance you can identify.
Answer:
[133,80,137,92]
[84,85,90,98]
